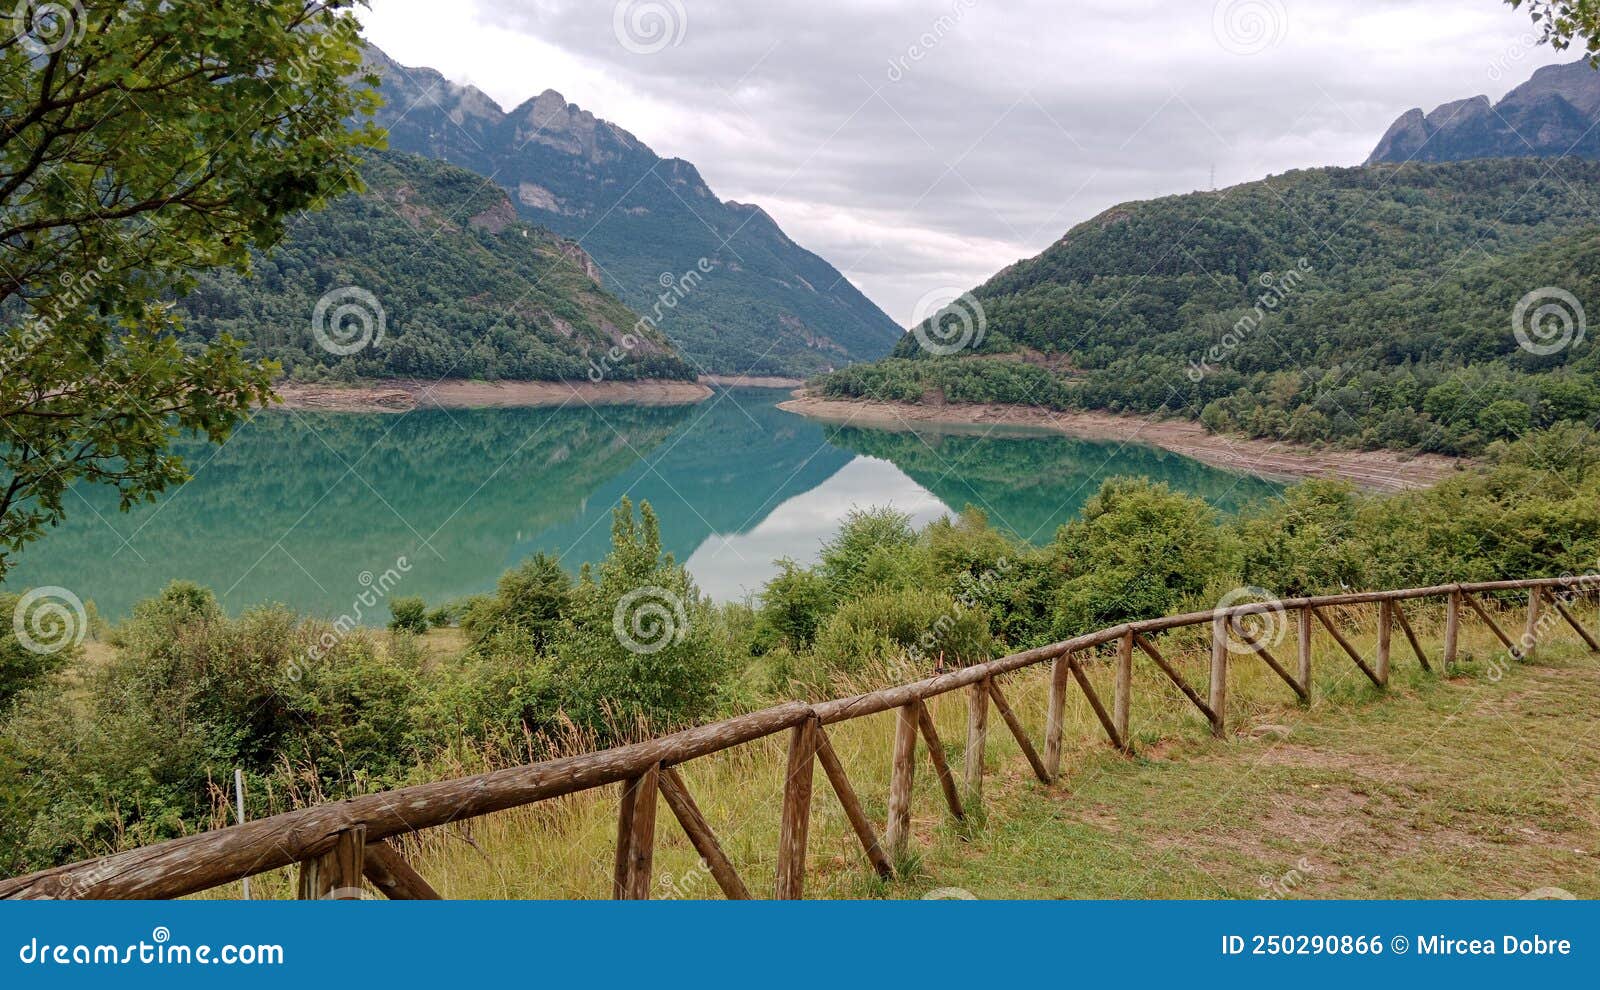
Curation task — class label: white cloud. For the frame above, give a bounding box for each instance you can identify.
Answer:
[362,0,1570,324]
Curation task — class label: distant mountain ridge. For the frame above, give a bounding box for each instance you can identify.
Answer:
[1367,59,1600,164]
[361,46,902,377]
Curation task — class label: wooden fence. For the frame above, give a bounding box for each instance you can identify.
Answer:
[2,576,1596,901]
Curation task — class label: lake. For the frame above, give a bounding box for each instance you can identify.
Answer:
[4,388,1282,618]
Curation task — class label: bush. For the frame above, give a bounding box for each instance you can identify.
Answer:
[0,591,77,708]
[108,579,220,653]
[758,559,831,649]
[817,506,921,597]
[1048,478,1239,634]
[812,587,995,676]
[412,647,560,759]
[426,601,466,629]
[387,596,430,634]
[0,596,422,871]
[1236,481,1370,596]
[460,552,571,650]
[548,499,733,736]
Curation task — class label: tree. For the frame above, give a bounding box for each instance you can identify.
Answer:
[0,1,380,578]
[555,499,730,734]
[758,558,830,649]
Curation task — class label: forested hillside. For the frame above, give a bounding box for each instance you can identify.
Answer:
[818,159,1600,455]
[176,151,696,383]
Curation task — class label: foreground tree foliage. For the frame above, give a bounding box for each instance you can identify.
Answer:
[0,0,379,578]
[1511,0,1600,58]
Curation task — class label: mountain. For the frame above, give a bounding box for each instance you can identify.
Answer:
[816,159,1600,456]
[177,150,694,383]
[359,46,902,377]
[1367,60,1600,164]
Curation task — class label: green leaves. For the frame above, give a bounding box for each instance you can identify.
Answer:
[0,1,380,577]
[1048,478,1237,634]
[1509,1,1600,56]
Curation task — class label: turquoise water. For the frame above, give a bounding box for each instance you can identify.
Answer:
[3,388,1282,617]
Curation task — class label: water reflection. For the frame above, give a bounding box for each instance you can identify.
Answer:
[684,456,948,602]
[3,389,1282,617]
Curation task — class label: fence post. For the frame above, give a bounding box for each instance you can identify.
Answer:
[964,677,989,806]
[1043,654,1070,781]
[775,717,818,900]
[1522,586,1542,661]
[1297,606,1312,695]
[1444,588,1461,670]
[1376,601,1392,686]
[363,840,442,900]
[297,825,366,900]
[885,704,918,861]
[1209,613,1228,738]
[1114,630,1134,747]
[613,765,659,900]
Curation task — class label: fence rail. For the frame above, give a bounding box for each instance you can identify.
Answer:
[3,576,1595,901]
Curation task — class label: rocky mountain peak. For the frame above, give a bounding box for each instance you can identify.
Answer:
[360,43,901,376]
[1366,59,1600,164]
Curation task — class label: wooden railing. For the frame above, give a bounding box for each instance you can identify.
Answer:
[3,576,1596,901]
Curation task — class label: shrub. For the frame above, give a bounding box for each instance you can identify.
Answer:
[460,552,572,651]
[550,499,733,736]
[0,591,77,708]
[1236,481,1370,596]
[109,579,220,653]
[412,645,560,759]
[0,597,422,871]
[817,506,921,597]
[1049,477,1239,634]
[812,587,995,676]
[758,559,831,649]
[426,601,465,628]
[387,596,430,634]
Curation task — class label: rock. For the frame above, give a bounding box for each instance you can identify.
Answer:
[1366,59,1600,164]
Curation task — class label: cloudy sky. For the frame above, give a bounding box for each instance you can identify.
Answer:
[362,0,1568,325]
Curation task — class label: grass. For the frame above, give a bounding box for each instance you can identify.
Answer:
[207,601,1600,900]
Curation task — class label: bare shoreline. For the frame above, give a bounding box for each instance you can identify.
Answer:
[697,374,806,389]
[778,391,1468,492]
[272,378,712,413]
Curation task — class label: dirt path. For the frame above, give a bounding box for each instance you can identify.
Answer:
[273,378,712,413]
[779,391,1467,491]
